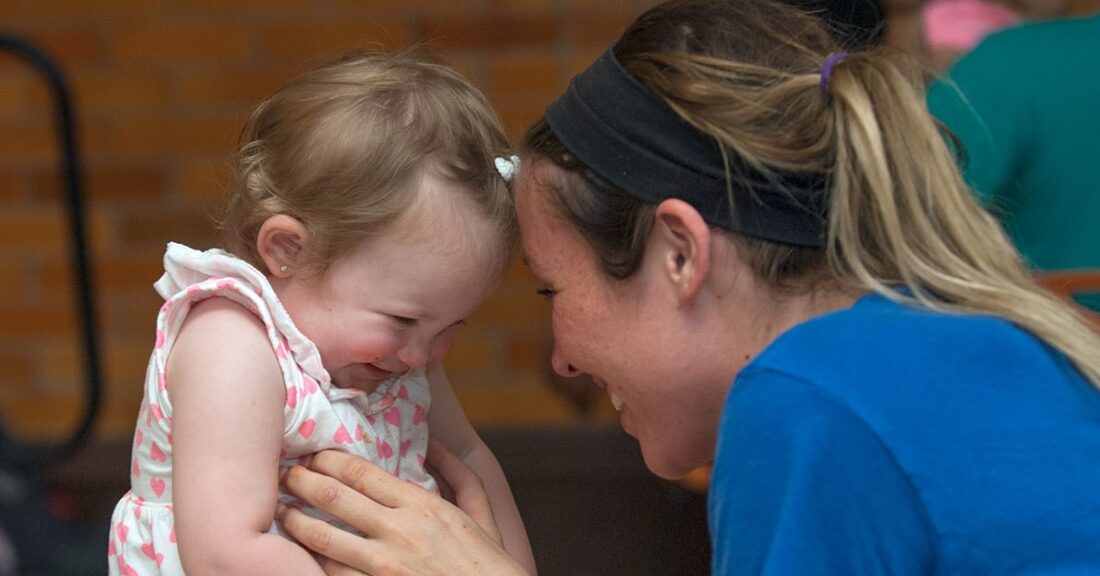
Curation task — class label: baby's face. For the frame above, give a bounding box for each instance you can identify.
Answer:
[278,182,503,392]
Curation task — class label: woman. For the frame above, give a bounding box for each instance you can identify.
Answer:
[278,0,1100,573]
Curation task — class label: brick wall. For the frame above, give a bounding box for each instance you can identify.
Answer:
[6,0,1093,442]
[0,0,662,441]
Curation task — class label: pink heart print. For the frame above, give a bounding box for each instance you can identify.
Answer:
[287,386,298,409]
[412,405,427,425]
[141,543,165,567]
[115,522,129,543]
[150,477,166,498]
[376,437,394,459]
[116,555,139,576]
[150,442,167,462]
[333,426,352,444]
[384,407,401,426]
[303,376,319,395]
[299,419,316,439]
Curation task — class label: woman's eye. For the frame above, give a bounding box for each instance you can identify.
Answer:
[536,287,557,299]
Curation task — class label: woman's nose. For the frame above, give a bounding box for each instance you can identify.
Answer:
[550,347,581,378]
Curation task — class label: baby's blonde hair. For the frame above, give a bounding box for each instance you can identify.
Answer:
[219,50,516,278]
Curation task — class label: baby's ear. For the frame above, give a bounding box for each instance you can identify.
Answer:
[256,214,308,277]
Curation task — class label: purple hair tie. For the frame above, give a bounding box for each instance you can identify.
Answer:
[820,51,848,96]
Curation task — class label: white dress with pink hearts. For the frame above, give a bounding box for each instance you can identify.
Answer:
[107,242,437,575]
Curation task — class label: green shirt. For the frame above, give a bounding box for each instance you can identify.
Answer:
[927,14,1100,309]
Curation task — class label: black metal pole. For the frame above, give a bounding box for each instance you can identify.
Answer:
[0,32,101,465]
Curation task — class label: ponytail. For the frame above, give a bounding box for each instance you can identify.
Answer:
[824,52,1100,388]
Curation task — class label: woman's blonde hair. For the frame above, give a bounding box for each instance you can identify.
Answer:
[524,0,1100,388]
[219,50,516,278]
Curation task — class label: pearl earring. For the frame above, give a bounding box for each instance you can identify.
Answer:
[280,265,288,273]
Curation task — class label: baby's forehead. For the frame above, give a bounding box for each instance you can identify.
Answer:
[392,190,507,261]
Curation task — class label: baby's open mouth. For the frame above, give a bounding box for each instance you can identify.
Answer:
[362,363,394,380]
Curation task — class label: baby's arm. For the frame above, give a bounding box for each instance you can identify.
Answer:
[169,298,325,575]
[427,362,537,575]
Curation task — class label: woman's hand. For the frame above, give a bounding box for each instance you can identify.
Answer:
[279,441,527,576]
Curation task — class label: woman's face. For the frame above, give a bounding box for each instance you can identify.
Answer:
[515,163,727,479]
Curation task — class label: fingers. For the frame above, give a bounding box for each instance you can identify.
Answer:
[316,556,370,576]
[425,440,501,543]
[307,450,418,508]
[279,506,381,575]
[283,462,387,534]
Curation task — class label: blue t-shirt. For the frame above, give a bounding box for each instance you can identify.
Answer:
[709,293,1100,574]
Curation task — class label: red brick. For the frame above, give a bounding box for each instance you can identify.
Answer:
[105,342,157,394]
[487,0,560,12]
[260,18,409,61]
[506,335,548,372]
[94,255,166,292]
[416,14,560,49]
[109,294,162,349]
[570,47,606,76]
[331,0,468,11]
[443,329,495,372]
[37,338,82,394]
[179,0,310,8]
[23,28,107,68]
[116,209,216,249]
[0,302,77,338]
[105,116,241,157]
[176,68,293,107]
[489,51,565,96]
[0,74,30,123]
[565,0,653,12]
[0,350,34,388]
[0,172,22,202]
[33,164,167,203]
[181,156,234,205]
[110,24,252,67]
[494,96,555,140]
[471,289,551,327]
[87,209,113,259]
[0,121,57,164]
[75,71,169,116]
[7,0,160,16]
[0,261,27,302]
[41,253,162,303]
[0,207,67,255]
[0,395,82,440]
[573,14,634,47]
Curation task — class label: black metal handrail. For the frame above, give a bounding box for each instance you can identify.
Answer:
[0,32,102,466]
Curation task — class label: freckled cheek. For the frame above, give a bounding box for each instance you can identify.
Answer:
[353,332,404,362]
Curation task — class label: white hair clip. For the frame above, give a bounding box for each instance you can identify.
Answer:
[494,155,521,182]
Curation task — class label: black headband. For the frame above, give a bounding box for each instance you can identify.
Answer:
[545,46,828,248]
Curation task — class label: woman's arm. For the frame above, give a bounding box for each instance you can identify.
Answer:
[425,362,537,575]
[280,445,526,576]
[170,297,325,575]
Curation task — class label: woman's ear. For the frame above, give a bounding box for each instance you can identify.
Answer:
[653,199,711,305]
[256,214,308,278]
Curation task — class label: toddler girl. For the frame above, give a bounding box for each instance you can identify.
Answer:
[107,51,535,575]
